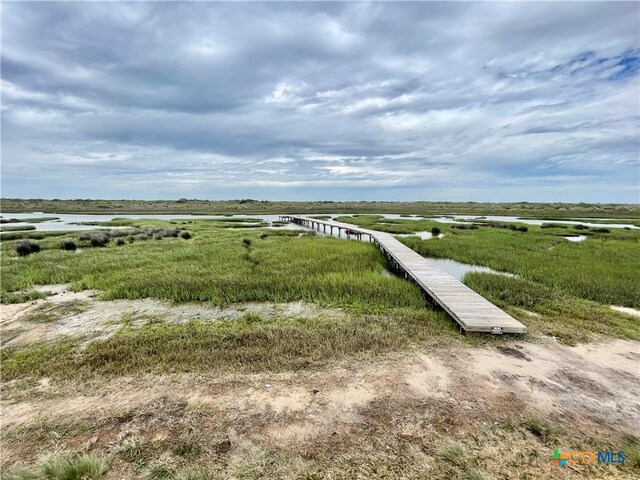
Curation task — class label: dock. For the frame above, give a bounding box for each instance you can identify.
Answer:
[279,215,527,335]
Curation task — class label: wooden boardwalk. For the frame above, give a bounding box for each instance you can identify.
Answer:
[280,215,527,335]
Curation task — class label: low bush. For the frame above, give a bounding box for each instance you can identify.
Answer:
[61,240,77,251]
[180,231,192,240]
[16,240,40,256]
[431,227,441,236]
[452,224,479,230]
[116,238,126,246]
[90,234,110,248]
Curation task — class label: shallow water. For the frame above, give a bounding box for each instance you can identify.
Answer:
[395,231,444,240]
[562,235,587,242]
[424,258,512,281]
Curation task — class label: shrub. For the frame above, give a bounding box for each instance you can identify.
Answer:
[61,240,77,251]
[116,238,126,246]
[591,228,610,233]
[16,240,40,256]
[258,233,268,239]
[431,227,441,236]
[180,231,192,240]
[452,224,478,230]
[128,236,135,243]
[90,234,110,247]
[242,238,252,248]
[516,226,528,233]
[78,232,92,241]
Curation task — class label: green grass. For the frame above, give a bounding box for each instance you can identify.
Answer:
[399,222,639,308]
[1,221,425,311]
[2,453,107,480]
[464,272,639,344]
[334,214,640,307]
[0,225,37,232]
[1,290,50,304]
[1,309,460,381]
[520,417,565,444]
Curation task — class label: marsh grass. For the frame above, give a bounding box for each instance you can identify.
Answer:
[1,224,426,311]
[0,225,36,232]
[398,224,640,308]
[1,290,50,304]
[464,272,639,343]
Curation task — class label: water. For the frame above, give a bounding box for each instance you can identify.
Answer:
[395,231,444,240]
[562,235,587,242]
[425,258,513,281]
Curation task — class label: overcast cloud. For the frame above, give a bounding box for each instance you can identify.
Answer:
[1,1,639,202]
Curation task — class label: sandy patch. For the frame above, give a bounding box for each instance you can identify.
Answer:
[0,284,347,347]
[610,305,640,317]
[3,339,639,441]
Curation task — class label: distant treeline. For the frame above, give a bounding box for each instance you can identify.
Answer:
[1,198,639,218]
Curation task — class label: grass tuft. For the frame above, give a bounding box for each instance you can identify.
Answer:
[144,465,175,480]
[521,417,565,444]
[41,453,107,480]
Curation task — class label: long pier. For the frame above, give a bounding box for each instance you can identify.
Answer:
[280,215,527,335]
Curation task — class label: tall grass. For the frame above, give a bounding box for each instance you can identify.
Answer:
[1,225,425,311]
[464,272,639,344]
[398,224,640,308]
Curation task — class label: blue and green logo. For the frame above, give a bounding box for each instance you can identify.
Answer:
[549,448,625,468]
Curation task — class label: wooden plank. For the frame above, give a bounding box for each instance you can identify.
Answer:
[282,215,527,334]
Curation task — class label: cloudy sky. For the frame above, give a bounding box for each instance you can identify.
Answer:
[2,1,639,202]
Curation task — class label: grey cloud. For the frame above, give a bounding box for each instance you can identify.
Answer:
[1,1,639,202]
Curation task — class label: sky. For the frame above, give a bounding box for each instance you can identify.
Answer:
[1,1,639,202]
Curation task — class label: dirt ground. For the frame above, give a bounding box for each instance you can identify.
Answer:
[1,288,639,478]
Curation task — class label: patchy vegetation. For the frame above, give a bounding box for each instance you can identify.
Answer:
[1,310,459,381]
